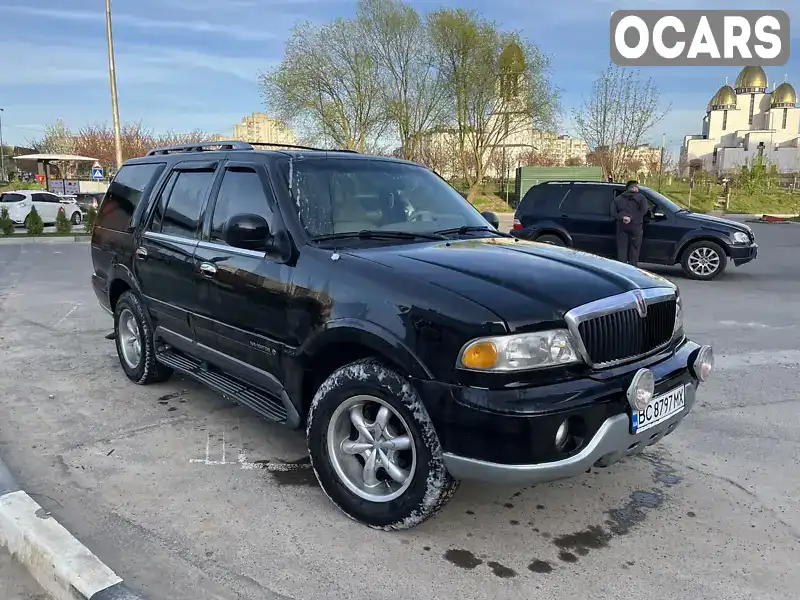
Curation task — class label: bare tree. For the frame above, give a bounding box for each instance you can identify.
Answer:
[261,19,387,152]
[565,156,583,166]
[429,8,557,193]
[573,64,669,181]
[520,146,560,166]
[358,0,447,161]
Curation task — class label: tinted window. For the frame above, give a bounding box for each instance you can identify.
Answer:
[33,193,60,203]
[158,171,215,238]
[561,187,612,216]
[277,158,489,237]
[98,163,166,231]
[0,193,25,203]
[518,185,568,215]
[210,168,274,243]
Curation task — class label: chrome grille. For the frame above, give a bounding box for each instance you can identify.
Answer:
[565,289,677,368]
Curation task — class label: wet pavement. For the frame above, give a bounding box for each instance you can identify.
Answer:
[0,223,798,600]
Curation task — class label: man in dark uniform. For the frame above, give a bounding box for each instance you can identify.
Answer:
[614,180,648,267]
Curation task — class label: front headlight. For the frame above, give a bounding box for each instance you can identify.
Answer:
[457,330,581,372]
[732,231,749,244]
[673,294,684,338]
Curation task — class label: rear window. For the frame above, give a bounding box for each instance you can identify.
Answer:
[97,163,166,231]
[0,193,25,203]
[517,185,568,216]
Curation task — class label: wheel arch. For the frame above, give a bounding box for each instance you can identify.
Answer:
[297,320,433,418]
[674,234,730,263]
[107,265,140,312]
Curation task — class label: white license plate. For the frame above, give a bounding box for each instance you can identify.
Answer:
[631,385,687,434]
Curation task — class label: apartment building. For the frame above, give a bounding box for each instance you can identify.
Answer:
[232,112,296,145]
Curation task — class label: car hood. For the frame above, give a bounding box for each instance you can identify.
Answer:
[679,212,752,235]
[346,237,675,331]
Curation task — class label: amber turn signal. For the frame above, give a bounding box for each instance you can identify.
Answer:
[460,340,499,369]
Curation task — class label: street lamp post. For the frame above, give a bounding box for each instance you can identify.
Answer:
[0,108,6,182]
[105,0,123,169]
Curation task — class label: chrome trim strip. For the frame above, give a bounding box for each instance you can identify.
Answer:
[143,231,196,245]
[564,287,677,369]
[196,240,266,259]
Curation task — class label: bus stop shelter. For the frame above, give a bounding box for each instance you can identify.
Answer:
[12,153,99,189]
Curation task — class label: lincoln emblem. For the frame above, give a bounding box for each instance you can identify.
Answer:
[633,290,648,318]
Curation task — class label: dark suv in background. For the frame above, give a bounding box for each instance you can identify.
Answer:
[90,142,713,530]
[512,181,758,280]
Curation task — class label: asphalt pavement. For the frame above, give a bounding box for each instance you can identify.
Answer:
[0,224,799,600]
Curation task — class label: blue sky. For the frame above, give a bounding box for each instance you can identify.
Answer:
[0,0,798,153]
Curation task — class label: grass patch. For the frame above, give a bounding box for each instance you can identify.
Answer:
[468,194,512,212]
[644,179,800,215]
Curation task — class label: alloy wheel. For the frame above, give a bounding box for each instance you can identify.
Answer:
[687,247,720,277]
[118,308,142,369]
[326,395,417,503]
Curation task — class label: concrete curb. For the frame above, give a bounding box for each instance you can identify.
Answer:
[0,456,147,600]
[0,235,90,245]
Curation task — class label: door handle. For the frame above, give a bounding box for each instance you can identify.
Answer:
[135,247,148,260]
[199,262,217,277]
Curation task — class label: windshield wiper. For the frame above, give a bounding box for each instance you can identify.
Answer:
[311,229,447,242]
[434,225,513,238]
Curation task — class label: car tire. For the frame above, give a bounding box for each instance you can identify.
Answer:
[114,291,173,384]
[535,233,566,246]
[681,240,727,280]
[71,211,82,225]
[307,358,459,530]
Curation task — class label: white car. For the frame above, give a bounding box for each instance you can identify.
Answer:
[0,190,83,226]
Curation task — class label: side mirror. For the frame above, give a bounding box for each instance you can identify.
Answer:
[223,213,272,251]
[481,210,500,229]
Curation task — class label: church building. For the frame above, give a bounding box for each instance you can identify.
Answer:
[681,66,799,175]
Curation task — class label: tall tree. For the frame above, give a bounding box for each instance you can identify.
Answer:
[428,9,557,193]
[357,0,447,161]
[30,119,76,178]
[573,64,669,181]
[261,18,387,152]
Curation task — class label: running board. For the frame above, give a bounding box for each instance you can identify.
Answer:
[156,349,289,424]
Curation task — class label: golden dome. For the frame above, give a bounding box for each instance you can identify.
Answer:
[709,84,737,109]
[771,82,797,107]
[734,66,768,91]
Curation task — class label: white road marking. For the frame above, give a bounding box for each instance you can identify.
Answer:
[717,320,792,330]
[189,431,310,472]
[53,303,80,327]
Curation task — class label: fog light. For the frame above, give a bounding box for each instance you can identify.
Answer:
[693,345,714,383]
[626,368,655,411]
[555,420,569,448]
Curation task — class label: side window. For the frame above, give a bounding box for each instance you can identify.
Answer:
[33,193,56,203]
[98,163,166,232]
[209,167,275,243]
[156,170,216,239]
[560,187,613,216]
[149,171,179,232]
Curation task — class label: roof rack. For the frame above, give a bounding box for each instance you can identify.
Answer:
[146,140,254,156]
[145,139,360,156]
[248,141,359,153]
[543,180,617,185]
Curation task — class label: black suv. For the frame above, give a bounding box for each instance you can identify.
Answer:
[91,142,714,530]
[512,181,758,280]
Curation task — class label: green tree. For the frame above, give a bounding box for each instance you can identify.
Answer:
[357,0,447,160]
[260,18,387,152]
[55,206,73,234]
[84,206,98,233]
[26,206,44,235]
[429,9,557,191]
[0,207,14,236]
[29,119,76,179]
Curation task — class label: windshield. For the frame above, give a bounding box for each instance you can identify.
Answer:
[277,157,493,238]
[640,186,686,213]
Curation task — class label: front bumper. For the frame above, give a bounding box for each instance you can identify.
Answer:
[443,384,695,484]
[730,242,757,266]
[416,339,705,485]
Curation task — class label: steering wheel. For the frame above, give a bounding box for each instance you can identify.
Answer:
[409,210,437,223]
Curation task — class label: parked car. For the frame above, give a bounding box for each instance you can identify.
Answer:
[0,190,83,226]
[511,181,758,280]
[75,192,105,214]
[90,141,714,530]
